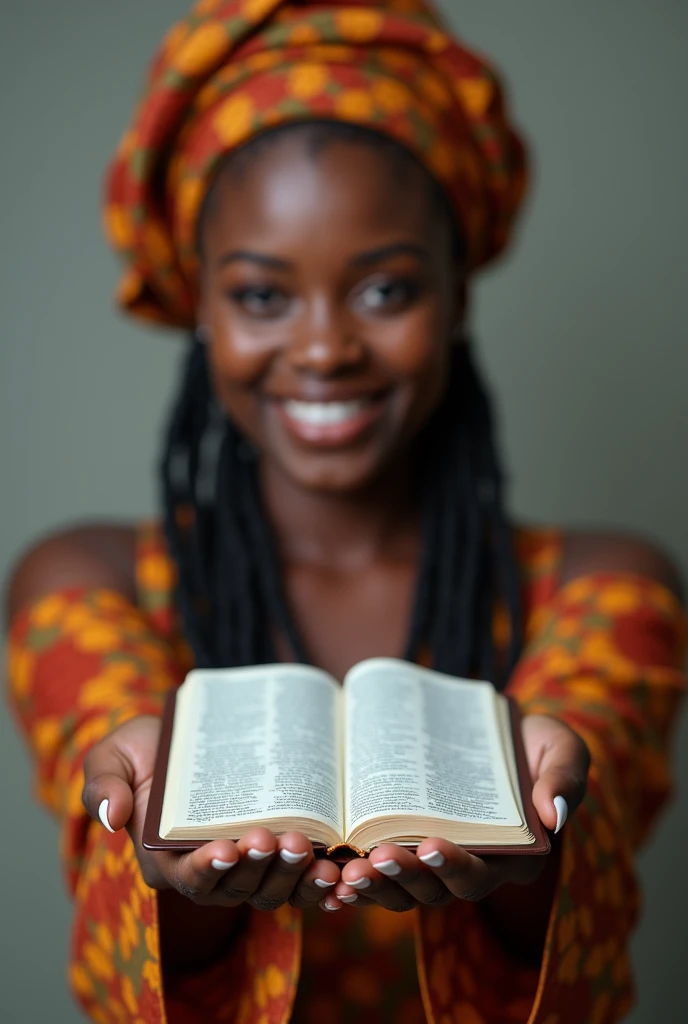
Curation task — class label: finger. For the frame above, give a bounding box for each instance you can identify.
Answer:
[290,855,342,909]
[330,857,375,906]
[523,717,590,832]
[330,889,375,909]
[414,839,500,901]
[163,840,242,899]
[366,845,451,906]
[248,832,314,912]
[319,893,345,913]
[211,828,278,906]
[82,742,135,832]
[340,857,417,913]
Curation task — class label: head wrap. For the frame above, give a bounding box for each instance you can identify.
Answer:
[105,0,528,328]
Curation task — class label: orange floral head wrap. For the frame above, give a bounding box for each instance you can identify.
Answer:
[105,0,528,328]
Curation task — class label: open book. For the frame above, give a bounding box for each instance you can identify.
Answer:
[143,659,549,857]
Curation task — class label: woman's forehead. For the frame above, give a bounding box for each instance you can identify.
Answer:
[202,136,442,251]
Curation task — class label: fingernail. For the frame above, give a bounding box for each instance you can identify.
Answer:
[554,795,568,834]
[98,799,115,834]
[314,878,336,888]
[280,849,308,865]
[211,858,238,871]
[373,859,401,877]
[323,897,340,912]
[419,851,445,868]
[247,848,273,861]
[339,893,358,904]
[347,876,372,890]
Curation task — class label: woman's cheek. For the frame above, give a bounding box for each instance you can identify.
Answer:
[374,306,447,377]
[203,338,265,444]
[208,325,277,385]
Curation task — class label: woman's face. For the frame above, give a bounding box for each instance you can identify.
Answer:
[198,133,462,494]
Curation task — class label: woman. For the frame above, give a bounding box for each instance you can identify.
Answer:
[6,0,686,1021]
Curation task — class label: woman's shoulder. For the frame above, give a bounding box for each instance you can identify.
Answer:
[5,521,141,624]
[515,523,684,604]
[560,528,684,600]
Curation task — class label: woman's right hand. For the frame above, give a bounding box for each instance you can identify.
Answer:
[81,715,342,911]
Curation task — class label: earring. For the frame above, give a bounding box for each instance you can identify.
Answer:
[195,324,210,345]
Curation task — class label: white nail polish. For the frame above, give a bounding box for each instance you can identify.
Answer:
[553,795,568,834]
[314,878,336,888]
[373,859,401,877]
[211,858,238,871]
[419,851,445,868]
[323,897,340,912]
[280,849,308,865]
[98,799,115,834]
[247,848,273,861]
[347,876,372,890]
[339,893,358,904]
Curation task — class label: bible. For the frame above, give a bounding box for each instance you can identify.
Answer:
[143,658,550,857]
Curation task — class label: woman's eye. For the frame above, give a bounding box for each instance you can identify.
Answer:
[227,285,291,318]
[355,278,419,313]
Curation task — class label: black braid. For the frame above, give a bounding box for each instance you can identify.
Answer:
[161,340,522,688]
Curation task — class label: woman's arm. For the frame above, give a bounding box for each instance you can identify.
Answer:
[487,532,686,1021]
[333,531,685,1022]
[480,531,685,957]
[5,527,246,1020]
[6,524,338,1023]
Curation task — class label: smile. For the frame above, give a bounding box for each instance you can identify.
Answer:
[282,398,372,426]
[273,395,387,447]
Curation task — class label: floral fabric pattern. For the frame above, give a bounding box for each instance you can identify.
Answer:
[6,524,686,1023]
[104,0,528,327]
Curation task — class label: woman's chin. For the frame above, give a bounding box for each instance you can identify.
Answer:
[267,445,394,496]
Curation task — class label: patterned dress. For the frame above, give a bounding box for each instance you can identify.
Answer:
[6,524,686,1023]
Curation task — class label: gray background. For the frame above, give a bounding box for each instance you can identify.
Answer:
[1,1,686,1021]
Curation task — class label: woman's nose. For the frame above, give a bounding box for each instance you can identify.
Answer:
[287,305,365,375]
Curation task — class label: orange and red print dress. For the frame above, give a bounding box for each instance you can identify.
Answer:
[6,524,686,1024]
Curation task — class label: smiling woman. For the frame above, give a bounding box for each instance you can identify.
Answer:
[199,128,454,486]
[161,119,524,680]
[4,1,686,1023]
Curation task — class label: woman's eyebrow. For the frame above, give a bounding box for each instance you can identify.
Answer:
[217,250,292,270]
[216,242,427,270]
[351,242,428,266]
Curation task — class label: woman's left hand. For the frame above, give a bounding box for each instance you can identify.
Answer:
[332,714,590,912]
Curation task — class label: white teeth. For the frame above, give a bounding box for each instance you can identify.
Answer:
[283,399,369,426]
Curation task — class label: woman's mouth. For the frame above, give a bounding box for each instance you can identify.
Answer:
[273,395,388,447]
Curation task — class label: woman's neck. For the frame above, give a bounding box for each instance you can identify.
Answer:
[259,455,421,572]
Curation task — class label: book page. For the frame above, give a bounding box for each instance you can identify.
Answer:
[164,665,343,837]
[343,659,522,836]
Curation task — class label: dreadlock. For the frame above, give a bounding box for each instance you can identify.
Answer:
[161,123,523,688]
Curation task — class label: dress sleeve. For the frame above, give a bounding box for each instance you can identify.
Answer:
[5,589,177,1020]
[415,573,686,1024]
[4,587,195,1021]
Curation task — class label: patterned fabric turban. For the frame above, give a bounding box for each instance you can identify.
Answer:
[104,0,528,328]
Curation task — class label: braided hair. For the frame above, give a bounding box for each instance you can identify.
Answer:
[161,124,523,688]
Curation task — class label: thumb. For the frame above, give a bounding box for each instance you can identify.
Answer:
[82,740,135,833]
[524,716,590,834]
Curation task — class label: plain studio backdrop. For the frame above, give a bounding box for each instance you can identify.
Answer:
[1,2,686,1021]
